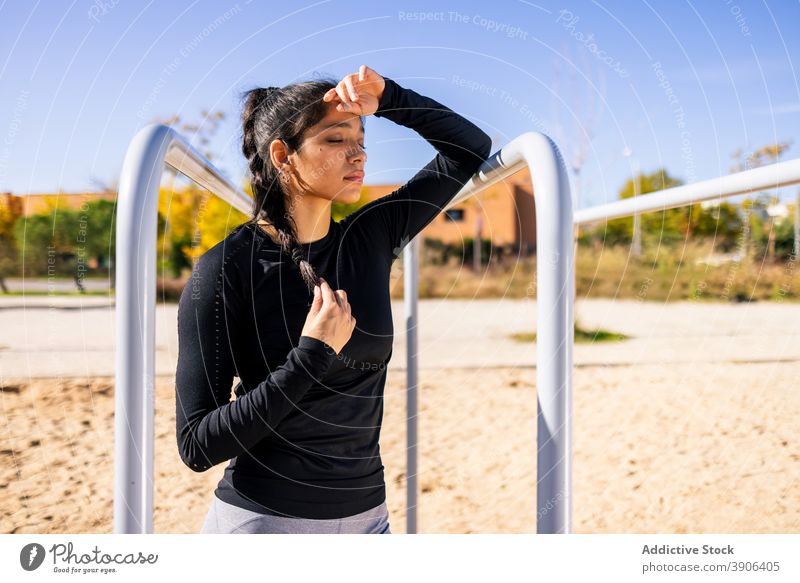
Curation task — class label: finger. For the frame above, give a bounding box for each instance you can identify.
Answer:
[336,290,350,316]
[319,278,339,308]
[358,64,366,82]
[322,277,343,308]
[335,83,349,106]
[344,74,358,101]
[336,83,350,111]
[323,88,335,102]
[311,284,322,310]
[337,100,358,114]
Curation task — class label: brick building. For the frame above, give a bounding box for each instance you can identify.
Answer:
[360,166,537,255]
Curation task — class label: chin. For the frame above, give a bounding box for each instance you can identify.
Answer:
[335,189,362,204]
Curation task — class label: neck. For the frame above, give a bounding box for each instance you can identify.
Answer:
[259,198,332,244]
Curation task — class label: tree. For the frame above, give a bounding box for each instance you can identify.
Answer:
[690,201,743,252]
[598,168,684,246]
[730,141,792,261]
[13,201,75,278]
[0,193,23,292]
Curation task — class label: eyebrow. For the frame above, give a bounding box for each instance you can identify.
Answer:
[321,120,365,133]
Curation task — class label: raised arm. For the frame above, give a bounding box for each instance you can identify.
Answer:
[341,76,492,261]
[174,247,336,472]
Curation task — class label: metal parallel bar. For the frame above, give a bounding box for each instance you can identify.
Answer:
[404,132,575,533]
[404,236,419,534]
[574,158,800,225]
[116,123,573,535]
[164,139,252,214]
[114,124,250,534]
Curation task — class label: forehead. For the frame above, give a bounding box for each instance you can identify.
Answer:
[315,108,365,134]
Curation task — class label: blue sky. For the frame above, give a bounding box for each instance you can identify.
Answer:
[1,0,798,208]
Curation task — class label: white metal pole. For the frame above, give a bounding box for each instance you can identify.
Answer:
[114,124,172,534]
[574,158,800,224]
[404,236,419,534]
[114,124,250,533]
[520,135,573,534]
[436,132,574,533]
[474,212,482,272]
[794,189,799,257]
[632,158,642,257]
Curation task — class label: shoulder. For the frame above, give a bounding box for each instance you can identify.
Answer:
[186,223,257,303]
[197,223,257,270]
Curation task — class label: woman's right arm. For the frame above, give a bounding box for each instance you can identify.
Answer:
[174,247,337,473]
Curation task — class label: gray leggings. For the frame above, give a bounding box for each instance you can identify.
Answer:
[200,495,392,534]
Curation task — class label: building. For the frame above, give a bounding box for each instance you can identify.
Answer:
[14,191,117,216]
[360,166,538,254]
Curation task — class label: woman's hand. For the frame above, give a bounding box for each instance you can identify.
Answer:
[322,64,386,116]
[300,278,356,355]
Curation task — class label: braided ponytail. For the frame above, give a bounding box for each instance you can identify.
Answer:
[240,79,338,292]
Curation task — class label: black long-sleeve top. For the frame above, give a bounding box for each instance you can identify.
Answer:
[175,76,492,519]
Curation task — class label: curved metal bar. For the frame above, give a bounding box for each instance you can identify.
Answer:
[114,124,249,533]
[404,132,574,534]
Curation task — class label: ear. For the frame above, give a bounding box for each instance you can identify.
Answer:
[268,137,291,169]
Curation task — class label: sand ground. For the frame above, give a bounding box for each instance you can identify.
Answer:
[1,360,798,534]
[1,298,798,533]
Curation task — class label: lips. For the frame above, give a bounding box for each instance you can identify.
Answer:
[343,171,364,182]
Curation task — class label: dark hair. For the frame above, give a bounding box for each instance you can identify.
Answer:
[240,77,364,292]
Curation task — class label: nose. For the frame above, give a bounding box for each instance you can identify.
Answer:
[347,144,366,162]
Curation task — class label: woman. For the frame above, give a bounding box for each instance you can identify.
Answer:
[176,64,492,534]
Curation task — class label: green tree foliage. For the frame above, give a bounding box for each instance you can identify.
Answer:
[12,198,117,281]
[0,193,23,291]
[689,202,743,252]
[598,168,684,245]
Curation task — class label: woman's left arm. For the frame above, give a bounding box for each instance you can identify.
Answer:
[340,76,492,261]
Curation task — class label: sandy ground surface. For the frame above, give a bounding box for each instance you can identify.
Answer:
[2,297,799,376]
[1,298,798,533]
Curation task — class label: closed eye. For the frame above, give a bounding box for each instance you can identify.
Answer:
[329,139,366,150]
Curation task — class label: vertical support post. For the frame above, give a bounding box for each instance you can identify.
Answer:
[401,132,574,534]
[473,213,482,272]
[520,134,573,534]
[632,158,642,257]
[114,125,173,533]
[404,236,419,534]
[113,123,253,534]
[794,189,799,257]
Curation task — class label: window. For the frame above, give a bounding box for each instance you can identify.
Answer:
[444,208,464,222]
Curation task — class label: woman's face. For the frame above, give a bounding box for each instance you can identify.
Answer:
[279,104,367,205]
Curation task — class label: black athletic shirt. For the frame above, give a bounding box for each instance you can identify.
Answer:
[175,76,492,519]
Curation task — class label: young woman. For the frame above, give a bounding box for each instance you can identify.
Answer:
[176,64,492,534]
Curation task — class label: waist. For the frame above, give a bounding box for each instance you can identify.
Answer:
[215,463,386,519]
